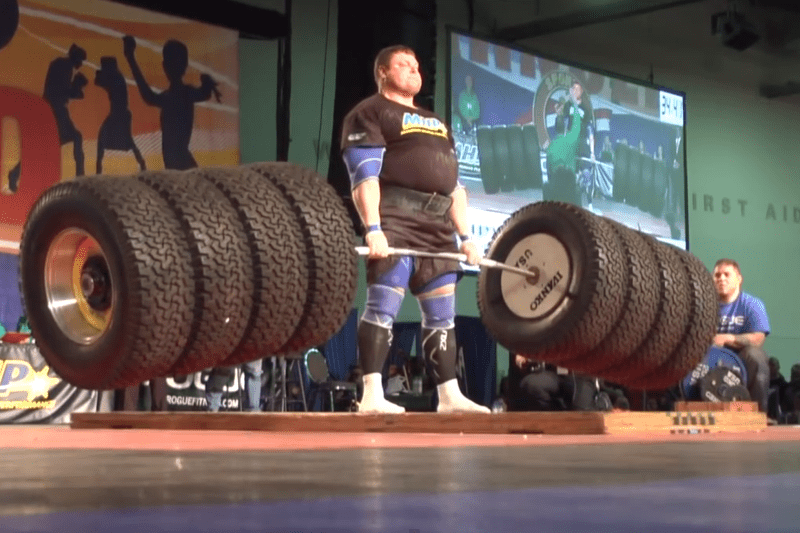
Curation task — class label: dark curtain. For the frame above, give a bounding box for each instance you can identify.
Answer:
[0,253,23,332]
[322,308,359,381]
[389,321,422,369]
[455,316,497,407]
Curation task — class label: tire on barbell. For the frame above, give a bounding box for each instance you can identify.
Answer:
[561,219,661,375]
[136,169,254,375]
[19,176,195,390]
[246,162,358,353]
[477,201,627,362]
[194,166,309,365]
[626,249,717,390]
[592,240,692,385]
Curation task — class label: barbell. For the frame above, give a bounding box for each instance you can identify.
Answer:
[17,161,718,393]
[354,246,537,279]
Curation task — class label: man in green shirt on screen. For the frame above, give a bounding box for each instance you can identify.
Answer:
[458,75,480,133]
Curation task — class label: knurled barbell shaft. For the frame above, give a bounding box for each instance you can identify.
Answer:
[355,246,534,279]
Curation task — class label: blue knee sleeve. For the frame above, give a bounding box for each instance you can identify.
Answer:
[362,284,405,328]
[418,291,456,329]
[416,272,458,294]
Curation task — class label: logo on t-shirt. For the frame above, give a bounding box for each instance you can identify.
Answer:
[719,315,745,328]
[401,112,448,139]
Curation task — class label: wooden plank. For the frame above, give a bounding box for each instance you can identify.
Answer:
[71,409,767,436]
[70,411,607,435]
[603,411,766,435]
[674,401,758,412]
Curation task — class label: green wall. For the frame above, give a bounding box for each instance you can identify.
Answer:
[238,37,278,163]
[236,0,338,172]
[681,86,800,372]
[237,0,800,382]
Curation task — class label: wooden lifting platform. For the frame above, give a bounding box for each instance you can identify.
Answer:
[70,402,766,436]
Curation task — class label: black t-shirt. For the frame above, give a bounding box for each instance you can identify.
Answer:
[341,94,462,278]
[340,93,459,195]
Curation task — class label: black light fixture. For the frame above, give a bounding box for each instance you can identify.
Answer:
[711,2,760,51]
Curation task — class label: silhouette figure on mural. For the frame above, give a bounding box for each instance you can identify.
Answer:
[43,43,88,176]
[122,35,221,170]
[0,0,19,194]
[0,0,18,50]
[94,56,146,174]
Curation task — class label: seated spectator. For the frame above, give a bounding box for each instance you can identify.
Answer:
[712,259,771,413]
[599,135,614,163]
[600,380,631,410]
[384,364,408,395]
[205,359,263,412]
[506,353,612,412]
[408,355,435,395]
[347,364,364,401]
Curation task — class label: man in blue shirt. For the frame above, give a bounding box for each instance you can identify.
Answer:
[712,258,770,412]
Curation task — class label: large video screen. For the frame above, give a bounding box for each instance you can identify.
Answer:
[448,30,688,272]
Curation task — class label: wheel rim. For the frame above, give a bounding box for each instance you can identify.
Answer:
[500,233,571,319]
[44,228,114,345]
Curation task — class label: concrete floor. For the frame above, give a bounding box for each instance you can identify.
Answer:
[0,425,799,532]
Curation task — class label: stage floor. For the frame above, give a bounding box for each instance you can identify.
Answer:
[1,423,799,533]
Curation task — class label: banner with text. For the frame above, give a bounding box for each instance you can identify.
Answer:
[0,342,106,423]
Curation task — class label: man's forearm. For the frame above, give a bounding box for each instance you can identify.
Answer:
[725,332,766,350]
[352,180,381,228]
[449,187,470,236]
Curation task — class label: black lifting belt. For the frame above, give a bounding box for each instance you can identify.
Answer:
[380,184,453,216]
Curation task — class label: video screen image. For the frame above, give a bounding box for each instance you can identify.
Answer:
[449,30,688,272]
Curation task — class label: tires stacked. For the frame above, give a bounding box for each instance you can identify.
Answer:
[506,125,528,191]
[477,124,543,194]
[626,148,642,208]
[521,125,543,189]
[611,144,629,202]
[476,125,500,194]
[491,125,513,193]
[477,201,717,391]
[19,162,357,390]
[612,144,670,217]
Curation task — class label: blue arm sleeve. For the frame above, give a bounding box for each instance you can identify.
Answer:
[342,146,385,190]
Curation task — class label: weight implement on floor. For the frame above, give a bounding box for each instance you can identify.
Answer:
[18,162,717,393]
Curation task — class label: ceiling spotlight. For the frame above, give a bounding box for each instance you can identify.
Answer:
[711,8,760,51]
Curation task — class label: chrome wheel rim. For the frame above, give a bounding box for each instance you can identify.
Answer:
[44,228,114,345]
